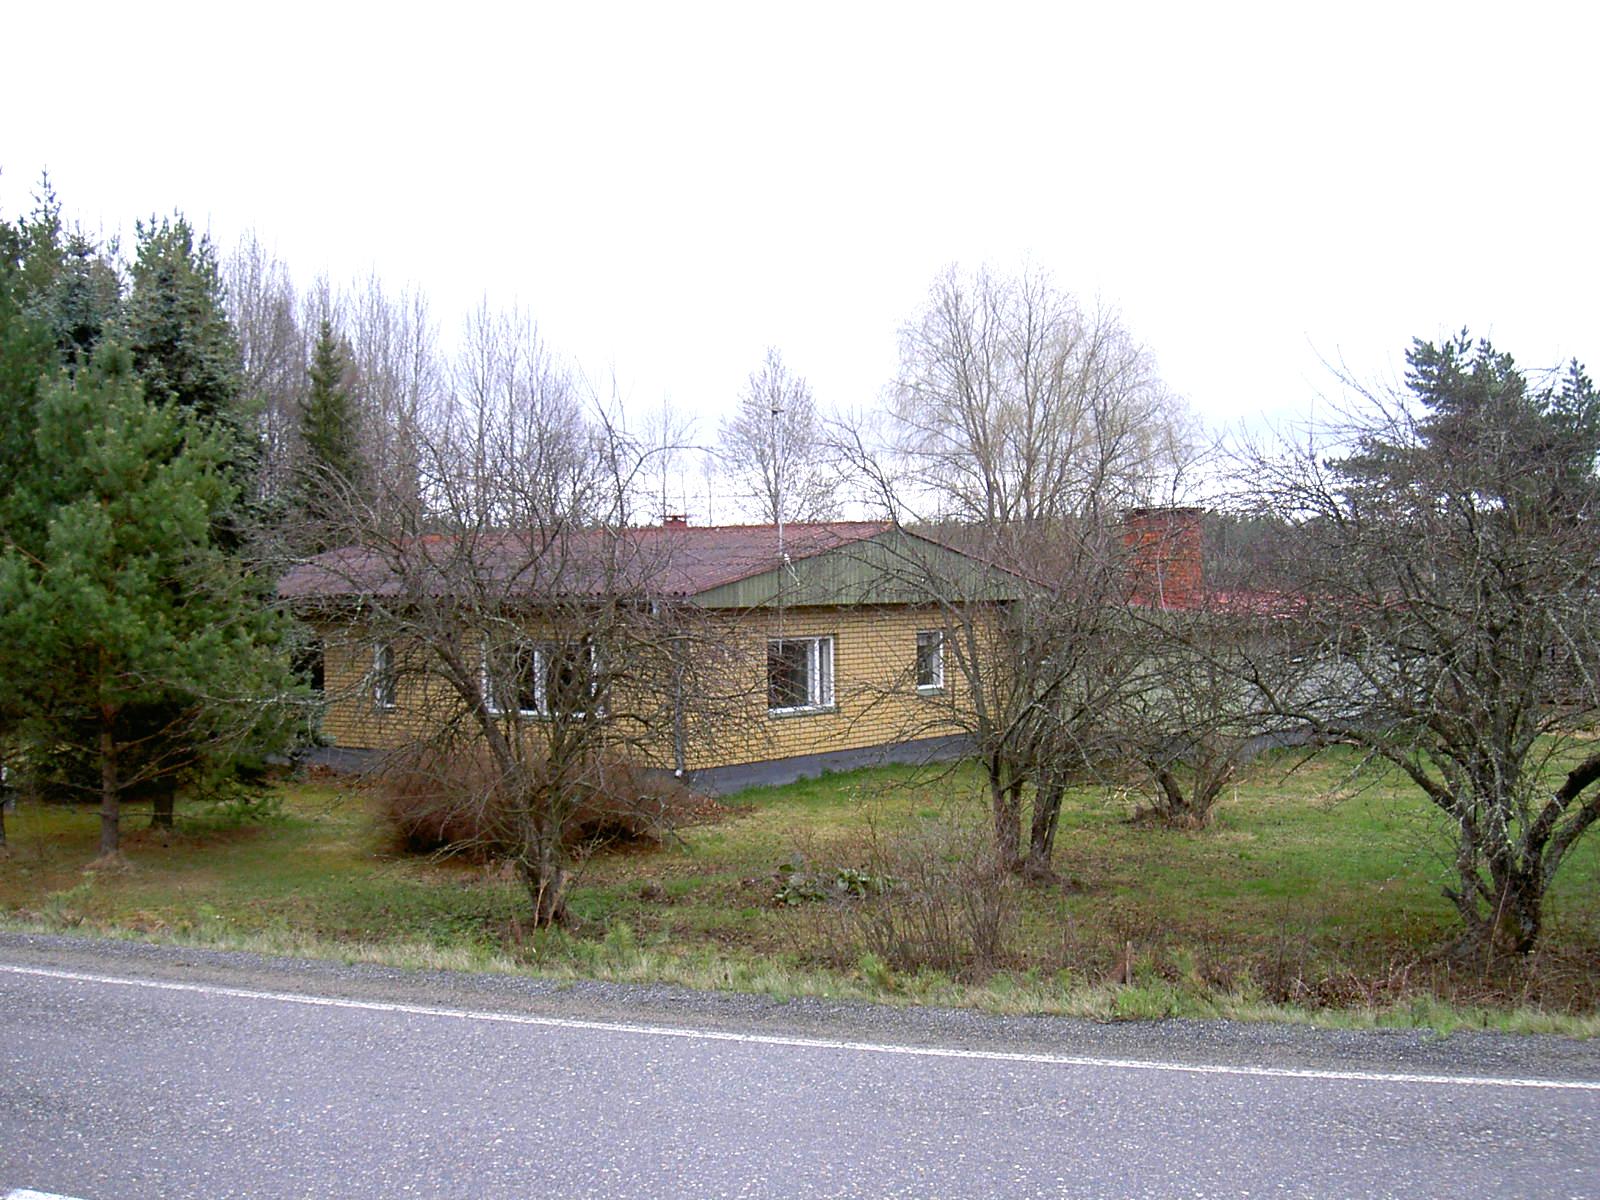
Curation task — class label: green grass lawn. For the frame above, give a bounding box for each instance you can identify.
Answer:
[4,748,1599,1033]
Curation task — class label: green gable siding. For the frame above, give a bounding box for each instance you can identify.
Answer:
[691,529,1025,608]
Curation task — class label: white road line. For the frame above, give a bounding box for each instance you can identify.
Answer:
[4,961,1598,1093]
[7,1190,89,1200]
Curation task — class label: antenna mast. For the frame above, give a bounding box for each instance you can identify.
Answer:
[771,396,784,558]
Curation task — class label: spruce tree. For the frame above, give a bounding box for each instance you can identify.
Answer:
[0,214,57,534]
[121,215,258,524]
[295,317,365,549]
[11,178,121,371]
[122,215,242,425]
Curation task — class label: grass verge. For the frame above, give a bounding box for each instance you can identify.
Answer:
[3,749,1598,1035]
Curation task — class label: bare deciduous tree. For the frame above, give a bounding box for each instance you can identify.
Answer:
[891,264,1188,537]
[635,394,697,524]
[851,265,1196,877]
[1112,604,1274,830]
[224,232,306,505]
[836,455,1140,878]
[290,316,750,927]
[1241,334,1600,956]
[718,347,839,525]
[449,301,591,528]
[346,272,437,520]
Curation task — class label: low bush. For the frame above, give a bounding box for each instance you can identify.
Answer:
[374,743,708,861]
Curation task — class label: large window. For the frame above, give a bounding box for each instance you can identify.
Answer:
[372,642,397,710]
[767,636,834,714]
[915,629,944,692]
[484,639,597,718]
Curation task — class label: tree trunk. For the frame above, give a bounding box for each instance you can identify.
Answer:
[1192,767,1230,827]
[988,769,1021,871]
[1024,774,1065,880]
[1488,868,1544,957]
[1451,857,1546,959]
[520,835,571,928]
[98,723,121,859]
[150,779,176,832]
[1154,767,1191,824]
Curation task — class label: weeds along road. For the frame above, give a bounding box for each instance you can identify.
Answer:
[2,934,1598,1200]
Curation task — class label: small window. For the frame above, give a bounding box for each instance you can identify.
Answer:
[767,636,834,713]
[294,637,325,694]
[372,643,397,710]
[485,639,598,718]
[916,630,944,692]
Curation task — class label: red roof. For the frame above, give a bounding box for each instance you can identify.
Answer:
[277,521,894,602]
[1132,588,1307,617]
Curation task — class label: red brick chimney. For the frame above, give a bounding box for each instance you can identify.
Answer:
[1123,506,1205,609]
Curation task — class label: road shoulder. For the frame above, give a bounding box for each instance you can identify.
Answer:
[3,928,1597,1085]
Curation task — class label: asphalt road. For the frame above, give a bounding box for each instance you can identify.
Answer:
[2,933,1598,1199]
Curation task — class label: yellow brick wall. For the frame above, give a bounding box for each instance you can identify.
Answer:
[676,605,970,771]
[315,629,456,751]
[309,603,976,771]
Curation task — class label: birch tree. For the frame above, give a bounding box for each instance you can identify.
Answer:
[718,347,838,524]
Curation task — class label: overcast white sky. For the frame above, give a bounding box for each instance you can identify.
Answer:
[4,1,1595,440]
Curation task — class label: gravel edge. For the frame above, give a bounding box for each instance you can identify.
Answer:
[5,928,1600,1083]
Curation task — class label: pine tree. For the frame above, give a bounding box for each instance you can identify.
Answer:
[0,346,301,861]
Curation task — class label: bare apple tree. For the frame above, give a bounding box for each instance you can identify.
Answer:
[1240,334,1600,956]
[1112,607,1273,830]
[847,264,1194,877]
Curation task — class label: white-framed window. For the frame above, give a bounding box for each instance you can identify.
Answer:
[484,639,598,718]
[767,635,834,714]
[915,629,944,692]
[372,642,398,710]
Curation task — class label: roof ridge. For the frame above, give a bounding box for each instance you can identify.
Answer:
[623,519,892,533]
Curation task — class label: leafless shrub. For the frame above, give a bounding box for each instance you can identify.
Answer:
[848,812,1018,976]
[373,741,705,862]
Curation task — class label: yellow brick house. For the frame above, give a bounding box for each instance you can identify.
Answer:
[279,520,1023,790]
